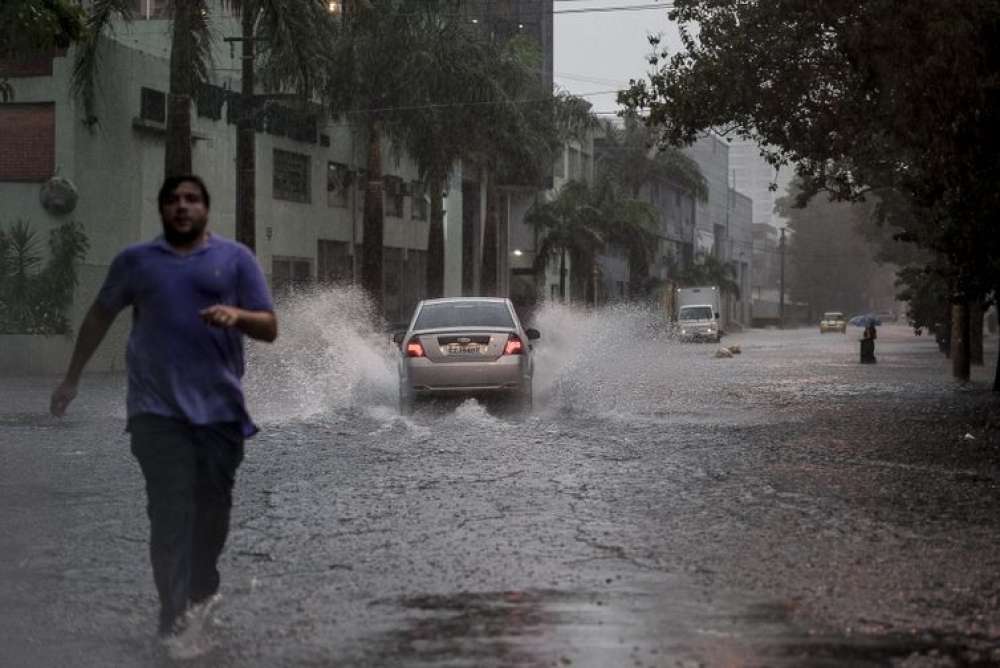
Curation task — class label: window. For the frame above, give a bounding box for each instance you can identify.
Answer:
[327,162,351,208]
[411,182,428,220]
[140,87,166,124]
[274,149,310,203]
[581,152,592,182]
[271,256,312,296]
[317,240,351,284]
[384,175,404,218]
[0,52,58,78]
[0,103,55,182]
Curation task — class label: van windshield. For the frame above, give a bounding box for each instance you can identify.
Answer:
[679,306,713,321]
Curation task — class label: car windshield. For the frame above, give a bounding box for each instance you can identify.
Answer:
[823,313,844,320]
[679,306,713,321]
[414,302,515,330]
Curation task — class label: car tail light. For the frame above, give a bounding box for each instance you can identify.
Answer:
[406,341,425,358]
[503,334,524,355]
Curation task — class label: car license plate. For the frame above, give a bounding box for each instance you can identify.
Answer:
[447,343,485,355]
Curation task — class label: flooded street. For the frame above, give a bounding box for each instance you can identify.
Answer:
[2,298,999,667]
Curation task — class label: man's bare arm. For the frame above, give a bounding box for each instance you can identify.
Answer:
[200,305,278,343]
[50,302,117,416]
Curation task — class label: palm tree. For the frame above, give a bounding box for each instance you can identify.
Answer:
[323,0,434,315]
[526,181,604,302]
[678,253,741,299]
[1,0,86,102]
[469,35,598,297]
[233,1,336,250]
[72,1,332,239]
[384,4,507,299]
[595,114,708,296]
[526,178,656,303]
[597,114,708,201]
[322,2,580,308]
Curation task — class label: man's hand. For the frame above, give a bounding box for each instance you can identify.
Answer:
[200,304,242,328]
[50,381,78,417]
[200,305,277,341]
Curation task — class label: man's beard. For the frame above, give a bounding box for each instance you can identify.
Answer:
[162,219,207,246]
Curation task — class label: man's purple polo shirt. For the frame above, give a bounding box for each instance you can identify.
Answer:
[96,234,274,437]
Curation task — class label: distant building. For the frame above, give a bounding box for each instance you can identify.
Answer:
[461,0,553,89]
[751,223,782,326]
[727,138,794,230]
[682,134,754,328]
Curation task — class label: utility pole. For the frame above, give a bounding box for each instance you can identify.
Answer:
[778,227,786,328]
[237,6,256,253]
[224,4,260,253]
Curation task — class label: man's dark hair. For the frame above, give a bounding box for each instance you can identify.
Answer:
[158,175,211,211]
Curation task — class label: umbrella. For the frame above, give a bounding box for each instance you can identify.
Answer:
[849,314,882,327]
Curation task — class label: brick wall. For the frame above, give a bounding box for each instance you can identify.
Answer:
[0,49,64,78]
[0,103,56,182]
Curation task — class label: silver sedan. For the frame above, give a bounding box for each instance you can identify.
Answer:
[395,298,539,414]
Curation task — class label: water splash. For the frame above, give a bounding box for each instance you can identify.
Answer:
[244,285,397,423]
[244,293,692,425]
[530,301,677,414]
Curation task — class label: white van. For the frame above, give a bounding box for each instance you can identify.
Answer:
[676,286,722,342]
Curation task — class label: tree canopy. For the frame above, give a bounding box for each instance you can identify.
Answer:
[620,0,1000,304]
[1,0,87,101]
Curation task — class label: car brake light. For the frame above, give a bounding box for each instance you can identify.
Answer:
[406,341,425,357]
[504,335,524,355]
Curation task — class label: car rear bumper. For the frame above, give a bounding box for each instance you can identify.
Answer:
[402,357,529,394]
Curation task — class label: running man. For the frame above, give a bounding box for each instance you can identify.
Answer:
[50,175,277,657]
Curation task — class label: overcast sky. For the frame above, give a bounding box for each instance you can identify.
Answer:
[553,0,683,118]
[554,1,794,225]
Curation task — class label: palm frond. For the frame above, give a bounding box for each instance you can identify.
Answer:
[71,0,134,126]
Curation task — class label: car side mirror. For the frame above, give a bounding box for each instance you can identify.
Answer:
[714,312,720,320]
[525,328,540,341]
[392,332,405,345]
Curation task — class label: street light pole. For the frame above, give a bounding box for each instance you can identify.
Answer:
[779,227,786,328]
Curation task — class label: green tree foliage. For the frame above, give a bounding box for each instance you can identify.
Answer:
[526,178,657,303]
[776,182,896,317]
[597,114,707,202]
[324,1,597,307]
[676,254,740,301]
[596,114,708,295]
[0,0,87,101]
[0,220,89,335]
[72,1,333,175]
[620,0,1000,384]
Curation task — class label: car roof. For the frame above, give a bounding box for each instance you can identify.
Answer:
[418,297,510,306]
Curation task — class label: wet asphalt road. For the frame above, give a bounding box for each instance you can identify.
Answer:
[2,305,1000,667]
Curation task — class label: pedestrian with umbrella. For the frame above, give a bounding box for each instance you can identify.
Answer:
[851,314,881,363]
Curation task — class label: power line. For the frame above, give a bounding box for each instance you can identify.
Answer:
[554,3,673,15]
[389,2,675,18]
[330,88,620,116]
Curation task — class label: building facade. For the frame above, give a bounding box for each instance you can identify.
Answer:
[682,134,754,328]
[0,9,452,371]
